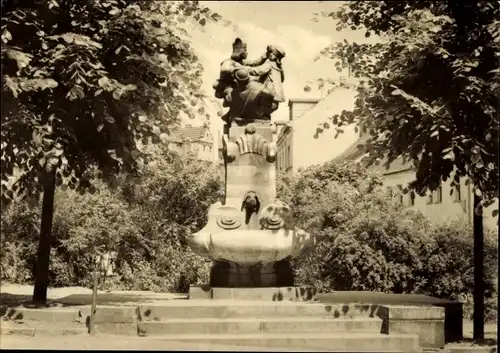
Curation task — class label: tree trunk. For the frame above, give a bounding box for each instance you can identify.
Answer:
[32,171,56,304]
[473,193,485,340]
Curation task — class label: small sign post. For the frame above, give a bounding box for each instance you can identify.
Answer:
[88,258,99,336]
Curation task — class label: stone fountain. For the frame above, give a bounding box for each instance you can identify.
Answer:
[187,40,316,293]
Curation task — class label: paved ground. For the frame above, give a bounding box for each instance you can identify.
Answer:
[462,322,497,340]
[0,335,309,351]
[0,283,95,299]
[0,283,186,307]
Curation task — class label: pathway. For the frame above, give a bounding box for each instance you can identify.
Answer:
[0,334,310,351]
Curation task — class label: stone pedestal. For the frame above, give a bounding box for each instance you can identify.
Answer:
[188,285,319,301]
[187,120,315,288]
[210,259,294,288]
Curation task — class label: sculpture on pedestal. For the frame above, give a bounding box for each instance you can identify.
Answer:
[213,38,286,124]
[188,38,315,288]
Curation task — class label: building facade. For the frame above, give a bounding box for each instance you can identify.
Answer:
[167,124,218,163]
[276,83,359,174]
[368,159,498,231]
[276,88,498,231]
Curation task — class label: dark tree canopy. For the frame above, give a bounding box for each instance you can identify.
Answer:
[314,1,499,210]
[1,0,220,206]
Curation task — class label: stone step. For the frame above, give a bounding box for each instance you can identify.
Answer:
[138,317,382,336]
[190,286,319,301]
[0,333,419,352]
[1,306,81,323]
[138,301,381,320]
[0,319,87,337]
[127,332,421,352]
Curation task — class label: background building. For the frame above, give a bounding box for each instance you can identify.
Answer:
[276,85,498,231]
[167,124,219,163]
[276,82,359,174]
[367,158,498,231]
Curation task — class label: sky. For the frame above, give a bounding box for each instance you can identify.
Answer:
[183,1,377,130]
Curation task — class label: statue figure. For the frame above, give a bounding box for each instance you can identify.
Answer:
[248,45,286,116]
[213,38,287,124]
[213,38,267,101]
[223,68,275,122]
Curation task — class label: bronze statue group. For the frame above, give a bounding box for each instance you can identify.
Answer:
[213,38,286,124]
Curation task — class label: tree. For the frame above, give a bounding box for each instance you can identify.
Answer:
[1,145,223,292]
[1,0,221,303]
[314,1,499,339]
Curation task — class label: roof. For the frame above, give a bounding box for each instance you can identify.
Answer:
[331,133,370,164]
[168,126,209,143]
[277,123,292,142]
[367,156,414,175]
[332,134,414,175]
[288,98,321,105]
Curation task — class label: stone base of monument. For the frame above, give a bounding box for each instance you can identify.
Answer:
[209,260,294,288]
[135,299,421,352]
[181,116,433,351]
[185,286,460,350]
[317,291,464,349]
[189,285,318,301]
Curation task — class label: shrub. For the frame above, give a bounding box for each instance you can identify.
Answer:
[113,212,211,292]
[417,220,498,300]
[115,147,221,291]
[283,161,498,321]
[0,147,220,293]
[50,183,140,287]
[0,200,39,284]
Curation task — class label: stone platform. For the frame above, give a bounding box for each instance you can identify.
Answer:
[189,285,318,301]
[318,291,464,345]
[0,289,472,352]
[1,298,421,351]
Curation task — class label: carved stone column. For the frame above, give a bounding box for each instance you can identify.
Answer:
[188,120,315,288]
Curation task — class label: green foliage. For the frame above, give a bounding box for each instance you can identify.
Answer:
[135,145,224,232]
[1,0,220,206]
[0,148,221,292]
[282,162,498,320]
[418,221,498,299]
[49,182,139,287]
[313,1,499,209]
[113,147,222,291]
[425,221,498,322]
[0,201,39,282]
[1,0,222,300]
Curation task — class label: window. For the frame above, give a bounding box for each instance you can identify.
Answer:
[409,191,416,206]
[397,185,404,205]
[453,185,462,202]
[434,185,442,204]
[287,146,291,168]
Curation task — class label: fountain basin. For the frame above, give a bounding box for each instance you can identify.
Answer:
[187,228,315,265]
